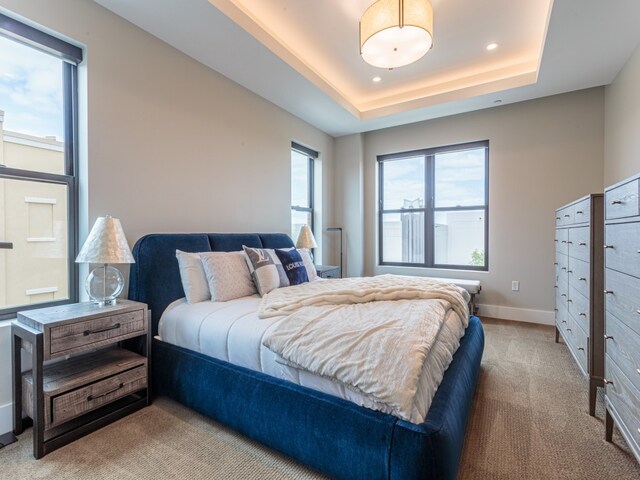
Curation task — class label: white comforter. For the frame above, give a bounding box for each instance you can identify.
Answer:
[158,279,468,423]
[260,275,469,421]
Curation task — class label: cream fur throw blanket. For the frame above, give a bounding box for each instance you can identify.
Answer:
[260,275,470,421]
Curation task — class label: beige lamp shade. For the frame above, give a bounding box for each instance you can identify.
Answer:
[360,0,433,68]
[296,225,318,249]
[76,215,135,264]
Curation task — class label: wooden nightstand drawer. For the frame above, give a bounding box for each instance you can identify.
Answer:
[49,310,145,357]
[52,364,147,425]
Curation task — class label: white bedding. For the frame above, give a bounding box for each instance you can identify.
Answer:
[158,292,467,423]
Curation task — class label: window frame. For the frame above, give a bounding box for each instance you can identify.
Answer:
[378,140,489,271]
[290,142,316,235]
[0,14,81,320]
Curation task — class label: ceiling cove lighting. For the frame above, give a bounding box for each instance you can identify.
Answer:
[360,0,434,69]
[486,43,498,51]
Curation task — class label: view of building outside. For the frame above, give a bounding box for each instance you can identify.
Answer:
[0,111,69,309]
[291,147,313,241]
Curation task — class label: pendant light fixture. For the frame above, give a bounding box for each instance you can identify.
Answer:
[360,0,434,69]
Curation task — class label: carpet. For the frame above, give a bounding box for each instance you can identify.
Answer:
[2,318,639,479]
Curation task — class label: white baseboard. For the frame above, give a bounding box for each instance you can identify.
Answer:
[0,402,12,435]
[477,304,555,325]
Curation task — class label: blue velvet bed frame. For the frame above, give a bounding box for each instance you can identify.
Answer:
[128,233,484,480]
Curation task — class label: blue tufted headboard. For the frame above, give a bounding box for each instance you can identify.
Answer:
[128,233,295,336]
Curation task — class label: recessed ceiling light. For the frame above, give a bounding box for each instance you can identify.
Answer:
[486,43,498,51]
[372,76,382,83]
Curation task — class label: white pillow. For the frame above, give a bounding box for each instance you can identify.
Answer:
[176,250,210,304]
[296,248,319,282]
[199,251,257,302]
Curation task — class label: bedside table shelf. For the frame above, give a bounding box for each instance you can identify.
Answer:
[12,300,150,458]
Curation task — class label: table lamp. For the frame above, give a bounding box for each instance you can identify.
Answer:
[75,215,135,306]
[296,224,318,261]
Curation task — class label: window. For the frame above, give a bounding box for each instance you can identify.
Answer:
[0,13,82,319]
[290,142,316,241]
[378,141,488,270]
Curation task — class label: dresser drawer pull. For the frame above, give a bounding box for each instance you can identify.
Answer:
[579,313,586,317]
[564,214,571,218]
[604,290,614,295]
[561,320,567,324]
[561,267,567,270]
[610,200,624,205]
[577,347,584,351]
[604,244,615,249]
[556,217,561,221]
[567,241,573,245]
[87,382,124,401]
[561,293,567,297]
[578,277,587,281]
[554,285,558,289]
[554,308,558,312]
[604,379,614,385]
[561,240,567,244]
[566,328,572,332]
[567,270,573,274]
[567,299,573,303]
[83,323,121,336]
[579,242,587,246]
[576,210,584,215]
[604,335,614,340]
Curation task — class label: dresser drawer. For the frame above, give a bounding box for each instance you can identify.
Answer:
[568,286,589,333]
[52,364,147,425]
[568,257,590,299]
[605,268,640,337]
[573,199,591,224]
[605,357,640,452]
[49,310,146,357]
[557,207,574,226]
[569,319,589,375]
[555,228,568,254]
[568,226,590,262]
[605,178,639,220]
[605,222,640,278]
[605,315,640,394]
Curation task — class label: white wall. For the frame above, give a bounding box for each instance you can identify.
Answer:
[358,89,604,323]
[605,43,640,185]
[0,0,335,434]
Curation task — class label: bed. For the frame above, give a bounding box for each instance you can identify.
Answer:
[128,233,484,480]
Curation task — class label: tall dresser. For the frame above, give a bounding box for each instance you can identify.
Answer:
[554,194,604,416]
[603,174,640,464]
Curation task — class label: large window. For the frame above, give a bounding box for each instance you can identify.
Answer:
[290,142,316,241]
[378,141,488,270]
[0,13,82,319]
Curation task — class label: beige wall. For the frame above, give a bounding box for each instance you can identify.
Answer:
[356,89,604,322]
[604,43,640,185]
[0,0,335,257]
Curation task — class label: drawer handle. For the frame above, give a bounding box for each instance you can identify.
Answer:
[604,335,614,340]
[567,299,573,303]
[556,217,561,221]
[604,244,615,249]
[578,277,586,281]
[87,382,124,401]
[579,242,587,246]
[610,200,623,205]
[554,285,558,289]
[561,293,567,297]
[567,270,573,274]
[579,313,586,317]
[564,214,571,218]
[566,328,572,332]
[561,267,567,270]
[567,241,573,245]
[604,378,614,385]
[554,262,558,266]
[576,210,584,215]
[578,347,584,351]
[604,290,614,295]
[561,240,567,244]
[83,323,121,336]
[561,320,567,324]
[554,308,558,312]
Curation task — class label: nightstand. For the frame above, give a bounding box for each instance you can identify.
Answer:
[12,300,150,458]
[315,265,341,279]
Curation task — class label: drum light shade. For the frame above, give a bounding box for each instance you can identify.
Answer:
[360,0,433,69]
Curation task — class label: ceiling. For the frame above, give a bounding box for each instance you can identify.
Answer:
[94,0,640,137]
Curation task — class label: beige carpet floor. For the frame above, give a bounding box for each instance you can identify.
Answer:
[2,318,639,479]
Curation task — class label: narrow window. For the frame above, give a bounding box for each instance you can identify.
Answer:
[290,142,316,241]
[378,141,489,270]
[0,13,82,319]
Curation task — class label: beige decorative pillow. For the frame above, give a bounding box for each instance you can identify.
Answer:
[176,250,211,304]
[199,251,257,302]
